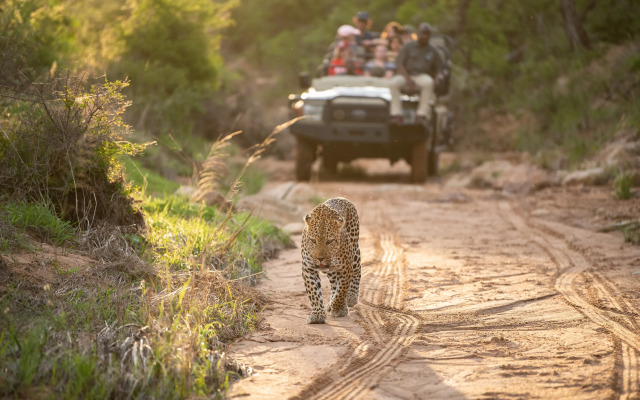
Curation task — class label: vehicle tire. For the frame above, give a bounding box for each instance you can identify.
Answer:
[428,149,439,176]
[295,138,315,181]
[322,156,338,174]
[428,111,439,176]
[411,140,427,183]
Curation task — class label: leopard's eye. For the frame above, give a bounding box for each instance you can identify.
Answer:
[310,238,316,244]
[326,239,334,245]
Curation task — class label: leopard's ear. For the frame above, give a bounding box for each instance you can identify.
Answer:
[304,214,312,225]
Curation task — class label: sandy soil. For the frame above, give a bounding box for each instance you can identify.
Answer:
[227,156,640,399]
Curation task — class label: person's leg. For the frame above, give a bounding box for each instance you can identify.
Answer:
[413,74,435,120]
[389,74,406,121]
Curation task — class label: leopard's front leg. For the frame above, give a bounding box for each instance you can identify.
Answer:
[346,245,361,307]
[328,270,349,317]
[302,266,326,324]
[327,271,338,313]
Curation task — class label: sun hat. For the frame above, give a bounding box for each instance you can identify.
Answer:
[337,24,361,38]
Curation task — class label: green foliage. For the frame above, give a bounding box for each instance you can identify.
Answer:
[111,0,237,138]
[2,201,75,245]
[62,0,127,74]
[0,316,116,399]
[0,0,73,87]
[0,187,287,397]
[0,74,145,227]
[120,156,181,196]
[613,172,634,200]
[227,0,358,80]
[514,127,545,155]
[0,3,289,397]
[622,221,640,245]
[57,353,109,399]
[584,0,640,43]
[142,194,289,278]
[5,324,48,391]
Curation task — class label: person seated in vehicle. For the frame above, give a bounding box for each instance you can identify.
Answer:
[318,24,363,77]
[374,21,403,62]
[352,11,377,61]
[401,24,418,43]
[363,45,395,79]
[328,26,363,76]
[389,23,444,125]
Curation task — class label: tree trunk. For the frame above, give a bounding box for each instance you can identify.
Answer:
[560,0,591,50]
[456,0,472,36]
[456,0,473,70]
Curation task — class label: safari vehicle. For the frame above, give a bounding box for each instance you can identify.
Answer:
[287,36,453,183]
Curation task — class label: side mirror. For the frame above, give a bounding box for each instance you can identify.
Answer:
[298,72,311,89]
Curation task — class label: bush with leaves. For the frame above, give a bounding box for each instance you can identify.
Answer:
[0,0,72,89]
[0,73,146,228]
[111,0,237,139]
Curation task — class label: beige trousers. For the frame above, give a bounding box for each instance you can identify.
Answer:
[389,74,435,119]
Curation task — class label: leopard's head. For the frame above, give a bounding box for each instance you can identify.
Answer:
[302,204,344,271]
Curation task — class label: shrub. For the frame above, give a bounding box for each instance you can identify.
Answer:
[587,0,640,43]
[622,221,640,244]
[112,0,236,139]
[0,73,146,228]
[613,171,634,200]
[0,0,72,89]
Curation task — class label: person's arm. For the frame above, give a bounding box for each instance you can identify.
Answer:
[384,69,394,79]
[384,62,395,79]
[361,32,378,50]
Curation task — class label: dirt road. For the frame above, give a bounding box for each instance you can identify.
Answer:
[228,158,640,399]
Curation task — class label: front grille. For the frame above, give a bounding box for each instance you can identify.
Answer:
[324,103,389,124]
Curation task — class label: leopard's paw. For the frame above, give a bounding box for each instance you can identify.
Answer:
[329,306,348,317]
[306,313,327,324]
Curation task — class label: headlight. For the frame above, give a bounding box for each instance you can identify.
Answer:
[301,100,325,121]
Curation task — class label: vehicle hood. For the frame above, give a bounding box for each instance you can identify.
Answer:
[301,86,391,101]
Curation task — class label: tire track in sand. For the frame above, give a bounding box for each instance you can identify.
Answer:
[500,201,640,399]
[300,224,421,400]
[589,273,640,399]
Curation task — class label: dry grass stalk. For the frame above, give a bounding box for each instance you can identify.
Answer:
[196,130,243,195]
[225,117,301,202]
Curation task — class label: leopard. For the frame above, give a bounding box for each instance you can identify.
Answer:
[301,197,361,324]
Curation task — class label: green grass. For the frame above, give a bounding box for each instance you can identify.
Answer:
[1,201,75,246]
[622,222,640,244]
[121,147,266,199]
[1,319,116,399]
[614,172,634,200]
[462,37,640,170]
[142,195,290,278]
[0,192,290,398]
[121,156,181,195]
[514,127,547,155]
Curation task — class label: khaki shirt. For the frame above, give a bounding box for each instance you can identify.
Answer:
[396,41,442,77]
